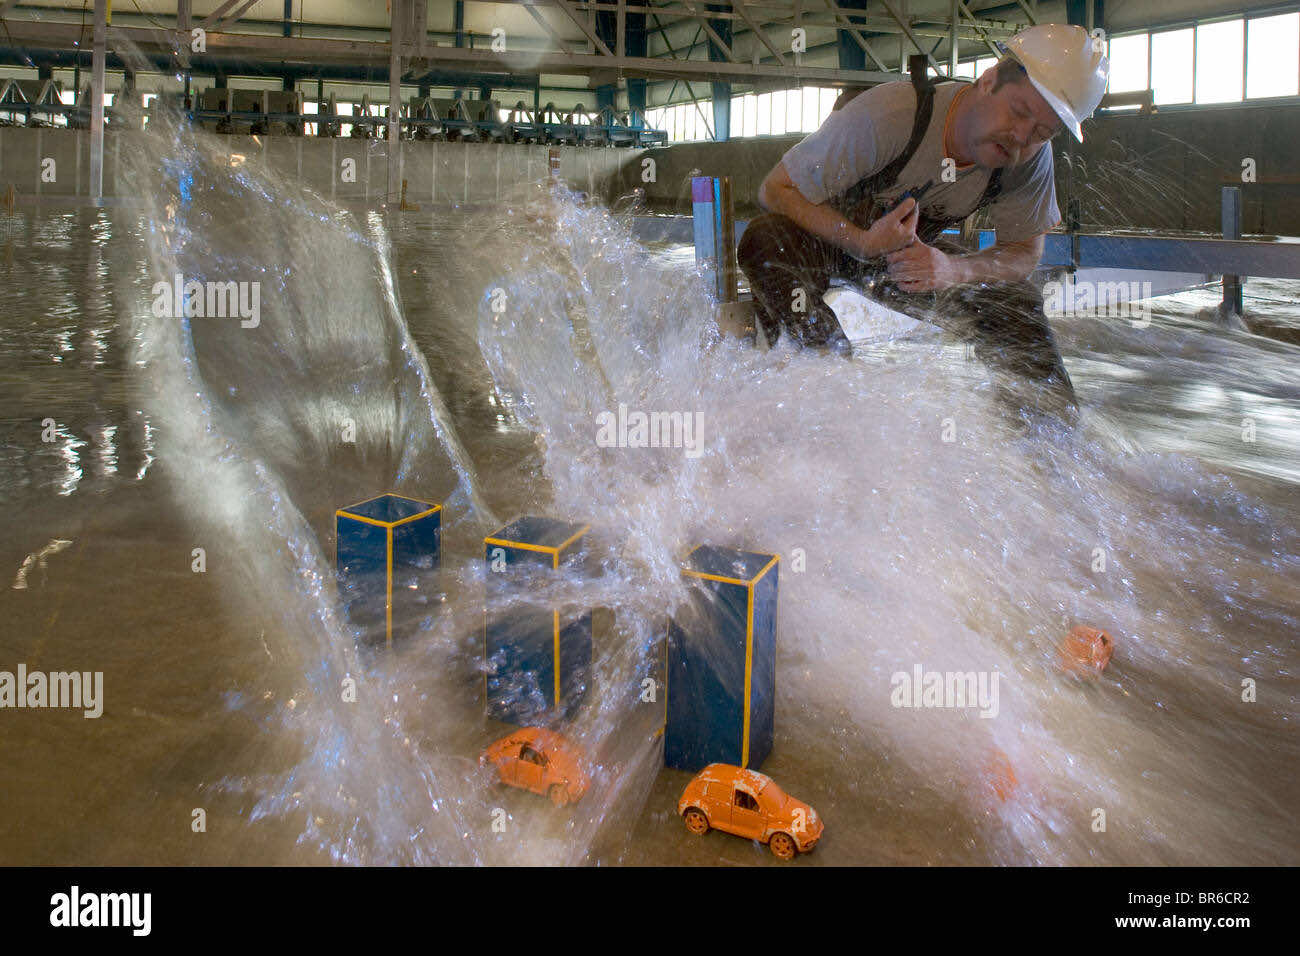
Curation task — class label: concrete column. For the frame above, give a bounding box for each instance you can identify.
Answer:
[388,0,404,202]
[89,0,107,202]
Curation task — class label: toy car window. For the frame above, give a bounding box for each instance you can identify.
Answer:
[734,790,759,811]
[520,746,547,766]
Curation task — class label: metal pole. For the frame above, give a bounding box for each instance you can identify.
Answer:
[387,0,403,203]
[718,175,736,303]
[178,0,191,73]
[90,0,106,202]
[949,0,958,75]
[1221,185,1243,317]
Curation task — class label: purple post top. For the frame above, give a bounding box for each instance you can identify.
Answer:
[691,176,716,203]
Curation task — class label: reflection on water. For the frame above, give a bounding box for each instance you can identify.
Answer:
[0,134,1297,866]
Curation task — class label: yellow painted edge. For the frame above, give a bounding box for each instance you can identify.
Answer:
[680,550,780,587]
[390,504,442,527]
[552,548,561,707]
[484,537,560,556]
[555,524,591,555]
[741,583,754,767]
[753,553,780,583]
[681,568,752,587]
[553,609,561,707]
[662,618,669,734]
[335,510,392,530]
[483,523,589,557]
[385,526,393,648]
[338,492,441,527]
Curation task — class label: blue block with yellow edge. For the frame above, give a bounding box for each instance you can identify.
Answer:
[665,545,779,772]
[336,493,442,646]
[484,516,592,726]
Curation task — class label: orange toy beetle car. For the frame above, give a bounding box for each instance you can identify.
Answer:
[677,764,823,859]
[480,727,590,807]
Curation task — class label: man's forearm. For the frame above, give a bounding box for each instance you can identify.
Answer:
[762,182,868,256]
[948,239,1043,284]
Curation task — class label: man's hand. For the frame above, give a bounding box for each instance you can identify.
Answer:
[885,239,967,292]
[848,196,918,260]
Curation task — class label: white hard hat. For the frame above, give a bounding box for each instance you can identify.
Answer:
[995,23,1110,142]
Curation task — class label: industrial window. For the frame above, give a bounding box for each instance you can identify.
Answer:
[742,92,757,137]
[771,89,787,135]
[1107,33,1150,95]
[819,87,837,127]
[1247,12,1300,99]
[955,60,976,79]
[974,56,998,77]
[1151,28,1194,105]
[1195,19,1244,103]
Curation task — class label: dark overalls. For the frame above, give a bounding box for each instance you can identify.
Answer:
[738,69,1077,413]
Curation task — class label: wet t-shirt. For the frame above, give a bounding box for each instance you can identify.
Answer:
[780,79,1060,244]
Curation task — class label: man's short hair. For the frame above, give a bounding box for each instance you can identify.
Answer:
[990,57,1029,92]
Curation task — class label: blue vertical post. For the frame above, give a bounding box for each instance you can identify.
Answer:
[692,175,736,301]
[665,546,779,771]
[484,517,593,726]
[626,12,648,126]
[595,10,619,120]
[838,0,869,70]
[336,494,442,647]
[707,3,732,141]
[1222,186,1244,317]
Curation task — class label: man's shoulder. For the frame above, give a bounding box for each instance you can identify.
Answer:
[839,79,919,124]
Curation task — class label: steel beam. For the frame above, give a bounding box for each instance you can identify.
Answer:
[733,1,786,67]
[217,0,261,33]
[876,0,941,74]
[0,13,907,84]
[525,4,577,56]
[544,0,615,57]
[198,0,242,32]
[954,0,1004,57]
[1040,234,1300,281]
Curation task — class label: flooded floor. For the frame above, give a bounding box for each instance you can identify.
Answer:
[1,161,1297,865]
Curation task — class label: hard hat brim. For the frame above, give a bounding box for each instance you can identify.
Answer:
[1024,72,1086,143]
[993,41,1087,142]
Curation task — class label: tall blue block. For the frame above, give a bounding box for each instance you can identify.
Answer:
[484,516,592,725]
[336,493,442,646]
[665,545,779,772]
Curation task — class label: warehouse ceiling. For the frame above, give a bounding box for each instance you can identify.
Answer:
[0,0,1280,97]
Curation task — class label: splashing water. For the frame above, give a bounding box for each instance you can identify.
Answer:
[465,183,1298,865]
[71,95,1299,865]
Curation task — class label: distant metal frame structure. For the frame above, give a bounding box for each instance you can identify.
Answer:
[0,1,1031,198]
[0,2,1027,84]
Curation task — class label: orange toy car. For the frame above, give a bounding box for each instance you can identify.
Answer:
[1060,625,1116,675]
[479,727,590,807]
[677,764,823,860]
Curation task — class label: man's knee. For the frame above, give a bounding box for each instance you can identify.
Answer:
[738,213,805,275]
[951,278,1044,317]
[953,280,1069,380]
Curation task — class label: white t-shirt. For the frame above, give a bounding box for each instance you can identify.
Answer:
[781,79,1061,244]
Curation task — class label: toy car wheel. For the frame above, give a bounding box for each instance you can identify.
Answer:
[682,808,709,835]
[548,784,570,808]
[769,832,797,860]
